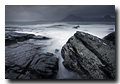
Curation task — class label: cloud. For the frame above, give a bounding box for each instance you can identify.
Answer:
[5,5,115,21]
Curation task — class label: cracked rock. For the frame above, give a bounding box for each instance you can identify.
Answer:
[61,31,115,79]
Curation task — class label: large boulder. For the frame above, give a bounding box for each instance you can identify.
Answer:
[61,31,115,79]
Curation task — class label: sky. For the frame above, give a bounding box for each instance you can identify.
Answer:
[5,5,115,21]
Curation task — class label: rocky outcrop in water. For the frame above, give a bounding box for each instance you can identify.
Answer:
[73,25,80,29]
[32,35,50,40]
[5,32,58,79]
[61,31,115,79]
[5,32,50,46]
[5,32,34,45]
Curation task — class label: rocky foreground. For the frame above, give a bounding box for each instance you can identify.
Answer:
[5,32,58,79]
[61,31,115,79]
[5,31,115,79]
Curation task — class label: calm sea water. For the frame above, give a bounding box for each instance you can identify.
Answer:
[5,21,115,79]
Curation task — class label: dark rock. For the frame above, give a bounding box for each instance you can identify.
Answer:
[31,53,58,79]
[5,38,17,45]
[32,35,50,40]
[73,25,80,29]
[61,31,115,79]
[46,52,54,56]
[5,32,50,46]
[5,41,58,79]
[5,32,35,46]
[103,32,115,45]
[55,49,59,53]
[109,28,114,30]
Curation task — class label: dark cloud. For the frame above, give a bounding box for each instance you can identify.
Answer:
[5,5,115,21]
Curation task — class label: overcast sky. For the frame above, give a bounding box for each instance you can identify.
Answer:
[5,5,115,21]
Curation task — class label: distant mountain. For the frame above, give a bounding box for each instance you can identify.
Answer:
[60,14,115,22]
[82,18,101,22]
[60,14,84,22]
[101,15,115,22]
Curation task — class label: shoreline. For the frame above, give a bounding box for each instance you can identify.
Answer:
[5,31,115,79]
[5,31,59,79]
[5,23,115,79]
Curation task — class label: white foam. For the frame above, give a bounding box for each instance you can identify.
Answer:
[9,22,115,79]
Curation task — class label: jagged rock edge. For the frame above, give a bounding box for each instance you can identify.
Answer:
[74,32,115,79]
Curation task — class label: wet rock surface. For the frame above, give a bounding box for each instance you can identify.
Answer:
[5,32,58,79]
[61,31,115,79]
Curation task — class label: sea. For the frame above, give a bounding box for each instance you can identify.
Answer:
[5,21,115,79]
